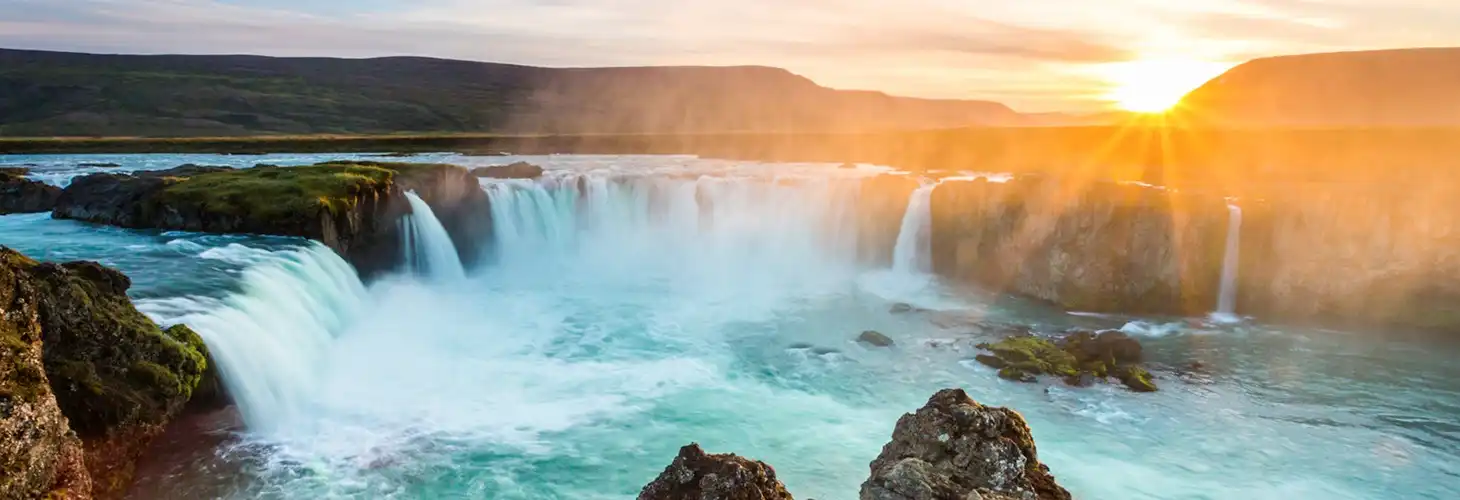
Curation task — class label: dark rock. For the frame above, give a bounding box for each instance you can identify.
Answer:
[979,332,1157,392]
[973,354,1006,369]
[889,303,927,314]
[1063,373,1098,388]
[787,343,814,350]
[1,171,61,214]
[638,443,793,500]
[0,249,93,499]
[860,388,1071,500]
[12,252,210,497]
[471,161,544,179]
[1113,365,1158,393]
[810,347,841,356]
[0,166,30,176]
[79,162,120,168]
[858,331,896,347]
[375,152,419,158]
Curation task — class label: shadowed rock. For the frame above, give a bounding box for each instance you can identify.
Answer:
[860,389,1071,500]
[1,171,61,214]
[471,161,544,179]
[858,330,896,348]
[639,443,792,500]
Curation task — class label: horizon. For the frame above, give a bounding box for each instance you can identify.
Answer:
[6,0,1460,113]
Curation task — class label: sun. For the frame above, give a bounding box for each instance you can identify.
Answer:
[1102,58,1233,113]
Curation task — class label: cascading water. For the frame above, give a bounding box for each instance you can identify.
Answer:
[1213,202,1243,323]
[401,191,466,281]
[146,244,368,431]
[891,183,936,274]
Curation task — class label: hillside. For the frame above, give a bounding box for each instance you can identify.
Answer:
[1179,48,1460,126]
[0,48,1022,137]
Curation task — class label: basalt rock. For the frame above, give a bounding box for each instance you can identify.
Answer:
[976,330,1157,392]
[860,388,1071,500]
[1,171,62,214]
[930,177,1228,316]
[471,161,544,179]
[0,250,92,499]
[11,252,209,498]
[638,443,793,500]
[52,161,492,279]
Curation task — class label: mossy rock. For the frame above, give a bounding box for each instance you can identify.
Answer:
[978,337,1078,379]
[13,256,208,437]
[1114,365,1158,393]
[978,331,1158,392]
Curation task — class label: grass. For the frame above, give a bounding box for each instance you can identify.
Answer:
[155,163,397,218]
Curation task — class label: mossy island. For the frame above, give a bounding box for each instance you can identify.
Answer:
[976,330,1157,392]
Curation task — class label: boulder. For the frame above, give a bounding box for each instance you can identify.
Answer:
[0,249,93,499]
[471,161,544,179]
[860,388,1071,500]
[14,253,209,498]
[977,332,1158,392]
[858,330,896,347]
[1,171,62,214]
[638,443,793,500]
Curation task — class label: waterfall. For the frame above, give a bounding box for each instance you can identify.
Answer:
[1213,202,1243,323]
[152,244,369,431]
[891,183,936,274]
[402,191,466,281]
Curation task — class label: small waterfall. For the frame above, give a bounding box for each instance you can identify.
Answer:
[160,244,369,431]
[402,191,466,281]
[892,183,937,274]
[1213,203,1243,322]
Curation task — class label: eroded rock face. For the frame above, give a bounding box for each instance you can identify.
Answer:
[0,250,92,499]
[857,175,921,266]
[930,177,1229,316]
[471,161,544,179]
[860,389,1071,500]
[1,171,62,214]
[639,443,793,500]
[0,251,208,498]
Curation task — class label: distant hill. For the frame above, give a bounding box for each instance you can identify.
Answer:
[0,48,1024,137]
[1179,48,1460,126]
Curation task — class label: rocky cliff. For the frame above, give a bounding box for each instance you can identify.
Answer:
[930,176,1229,315]
[52,161,491,278]
[1237,184,1460,333]
[857,175,921,266]
[0,251,92,500]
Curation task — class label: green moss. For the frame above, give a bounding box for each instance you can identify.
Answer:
[154,163,396,219]
[1114,365,1158,393]
[982,337,1078,377]
[129,361,183,398]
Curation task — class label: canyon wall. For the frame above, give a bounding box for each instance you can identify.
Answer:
[929,176,1229,316]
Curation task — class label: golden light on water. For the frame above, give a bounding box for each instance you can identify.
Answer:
[1102,58,1234,113]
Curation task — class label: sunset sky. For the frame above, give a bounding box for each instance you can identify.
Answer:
[3,0,1458,111]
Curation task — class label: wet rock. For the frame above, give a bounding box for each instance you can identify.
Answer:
[787,343,814,350]
[1,170,61,214]
[1113,366,1157,393]
[0,249,93,499]
[638,443,793,500]
[0,166,30,176]
[860,388,1071,500]
[1062,373,1097,388]
[858,331,896,347]
[977,331,1158,392]
[810,347,841,356]
[375,152,419,158]
[889,303,930,314]
[78,162,120,168]
[471,161,544,179]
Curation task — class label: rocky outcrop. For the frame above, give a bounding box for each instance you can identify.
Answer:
[860,389,1070,500]
[53,161,492,278]
[0,251,92,499]
[471,161,544,179]
[1,171,62,214]
[857,175,921,265]
[930,176,1229,316]
[976,331,1156,392]
[1236,185,1460,334]
[638,444,792,500]
[16,254,207,498]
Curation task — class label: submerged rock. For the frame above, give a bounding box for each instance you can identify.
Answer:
[858,330,896,347]
[0,249,93,499]
[1,170,61,214]
[78,163,120,168]
[471,161,544,179]
[638,443,793,500]
[860,388,1071,500]
[976,330,1158,392]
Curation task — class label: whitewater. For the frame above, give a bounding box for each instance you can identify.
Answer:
[2,153,1457,500]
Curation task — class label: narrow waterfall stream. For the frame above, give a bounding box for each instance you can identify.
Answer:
[1213,202,1243,323]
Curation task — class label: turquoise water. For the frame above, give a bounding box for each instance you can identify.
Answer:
[2,154,1458,499]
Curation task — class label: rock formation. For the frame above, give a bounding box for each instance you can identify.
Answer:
[858,330,896,347]
[976,330,1156,392]
[1,170,62,214]
[471,161,544,179]
[930,176,1228,316]
[857,175,920,266]
[0,250,92,499]
[860,388,1071,500]
[52,161,492,278]
[638,444,792,500]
